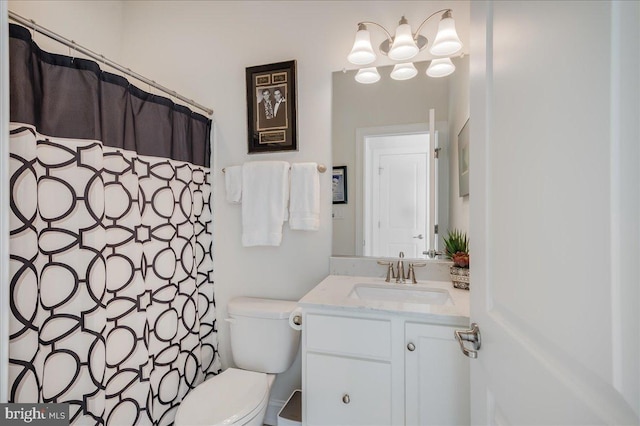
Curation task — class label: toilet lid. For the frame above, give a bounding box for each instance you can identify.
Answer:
[175,368,269,426]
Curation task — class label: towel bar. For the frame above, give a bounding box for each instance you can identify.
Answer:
[223,164,327,173]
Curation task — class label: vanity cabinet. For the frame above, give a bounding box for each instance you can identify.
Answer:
[306,353,392,425]
[302,310,470,426]
[405,322,470,425]
[304,313,393,425]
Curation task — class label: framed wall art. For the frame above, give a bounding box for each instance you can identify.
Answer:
[332,166,348,204]
[246,60,298,153]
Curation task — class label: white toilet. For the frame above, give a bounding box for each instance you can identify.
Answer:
[175,297,301,426]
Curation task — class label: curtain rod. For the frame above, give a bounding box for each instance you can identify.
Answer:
[8,10,214,117]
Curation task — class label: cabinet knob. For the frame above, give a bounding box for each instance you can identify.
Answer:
[407,342,416,351]
[342,394,350,404]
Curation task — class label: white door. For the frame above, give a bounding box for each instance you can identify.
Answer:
[374,150,427,257]
[467,1,639,424]
[364,133,428,257]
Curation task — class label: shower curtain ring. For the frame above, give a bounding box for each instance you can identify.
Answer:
[69,40,76,63]
[29,19,36,40]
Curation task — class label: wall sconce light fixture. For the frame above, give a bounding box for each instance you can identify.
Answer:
[348,9,463,83]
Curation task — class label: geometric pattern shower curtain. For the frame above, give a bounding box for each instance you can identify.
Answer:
[7,24,221,425]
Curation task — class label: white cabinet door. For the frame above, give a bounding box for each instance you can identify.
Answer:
[405,323,470,426]
[469,1,639,424]
[306,352,392,426]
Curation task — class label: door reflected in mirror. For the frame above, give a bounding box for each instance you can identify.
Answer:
[362,129,429,258]
[332,58,470,258]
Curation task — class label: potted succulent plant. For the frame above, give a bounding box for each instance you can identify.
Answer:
[442,229,470,290]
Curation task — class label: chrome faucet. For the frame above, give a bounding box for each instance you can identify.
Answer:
[394,252,427,284]
[381,252,424,284]
[396,252,406,283]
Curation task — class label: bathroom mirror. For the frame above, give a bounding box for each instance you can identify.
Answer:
[332,57,470,258]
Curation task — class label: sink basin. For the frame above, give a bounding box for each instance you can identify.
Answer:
[349,283,452,306]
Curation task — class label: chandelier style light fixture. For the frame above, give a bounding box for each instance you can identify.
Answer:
[347,9,463,84]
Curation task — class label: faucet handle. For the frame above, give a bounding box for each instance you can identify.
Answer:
[377,260,397,282]
[407,262,427,284]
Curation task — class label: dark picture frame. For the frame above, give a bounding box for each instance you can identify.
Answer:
[458,118,470,197]
[332,166,348,204]
[246,60,298,153]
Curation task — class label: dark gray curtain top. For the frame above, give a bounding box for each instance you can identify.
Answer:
[9,24,211,167]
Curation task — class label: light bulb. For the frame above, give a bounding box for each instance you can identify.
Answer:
[429,12,463,57]
[390,63,418,80]
[355,67,381,84]
[426,57,455,77]
[388,17,419,61]
[348,25,376,65]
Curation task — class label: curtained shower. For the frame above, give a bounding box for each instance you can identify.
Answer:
[7,24,221,425]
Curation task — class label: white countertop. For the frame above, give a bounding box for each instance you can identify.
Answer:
[298,275,470,326]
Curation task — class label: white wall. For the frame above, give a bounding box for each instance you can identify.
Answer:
[5,0,471,411]
[8,1,124,62]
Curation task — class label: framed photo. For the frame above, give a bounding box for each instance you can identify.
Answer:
[458,118,470,197]
[332,166,348,204]
[246,60,298,153]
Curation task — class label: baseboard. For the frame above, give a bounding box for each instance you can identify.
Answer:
[264,398,286,426]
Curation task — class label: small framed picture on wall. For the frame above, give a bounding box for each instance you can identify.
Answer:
[332,166,347,204]
[245,60,298,153]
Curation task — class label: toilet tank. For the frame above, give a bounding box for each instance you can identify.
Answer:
[228,297,300,374]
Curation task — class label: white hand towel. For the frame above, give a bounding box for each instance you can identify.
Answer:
[289,162,320,231]
[224,165,242,203]
[242,161,290,246]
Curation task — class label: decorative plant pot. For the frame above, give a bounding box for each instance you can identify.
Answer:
[450,266,470,290]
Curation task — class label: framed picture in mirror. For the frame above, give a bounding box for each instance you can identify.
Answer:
[246,60,298,153]
[332,166,347,204]
[458,118,470,197]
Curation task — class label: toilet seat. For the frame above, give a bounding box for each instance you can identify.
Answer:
[175,368,269,426]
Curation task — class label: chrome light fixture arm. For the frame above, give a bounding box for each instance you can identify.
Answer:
[413,9,451,42]
[357,21,394,45]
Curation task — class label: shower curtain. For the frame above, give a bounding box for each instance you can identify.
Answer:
[7,24,221,425]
